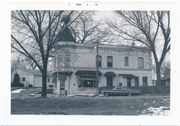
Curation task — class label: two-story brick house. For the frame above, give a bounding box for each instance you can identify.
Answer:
[52,40,152,95]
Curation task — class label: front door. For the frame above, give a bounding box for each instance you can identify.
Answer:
[107,77,113,86]
[58,75,66,95]
[135,77,139,86]
[127,77,131,87]
[60,79,65,94]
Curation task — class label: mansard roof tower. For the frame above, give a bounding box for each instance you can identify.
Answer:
[58,15,75,42]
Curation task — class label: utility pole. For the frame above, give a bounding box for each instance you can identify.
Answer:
[96,41,99,95]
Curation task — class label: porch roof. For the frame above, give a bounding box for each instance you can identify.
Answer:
[75,70,102,76]
[104,72,116,77]
[118,74,136,78]
[52,71,73,76]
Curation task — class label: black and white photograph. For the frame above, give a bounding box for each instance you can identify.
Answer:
[1,1,179,125]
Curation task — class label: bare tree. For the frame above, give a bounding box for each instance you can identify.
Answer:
[11,10,84,98]
[70,11,114,44]
[161,61,170,78]
[12,52,42,70]
[107,11,170,91]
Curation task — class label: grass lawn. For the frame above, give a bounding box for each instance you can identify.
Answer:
[11,96,170,115]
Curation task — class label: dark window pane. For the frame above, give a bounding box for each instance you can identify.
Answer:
[143,76,148,86]
[127,77,131,86]
[22,77,25,82]
[107,56,113,67]
[83,80,94,87]
[135,77,139,86]
[78,77,96,88]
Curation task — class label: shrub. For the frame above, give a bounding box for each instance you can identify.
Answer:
[18,83,24,87]
[28,84,33,87]
[12,73,20,85]
[47,89,53,94]
[11,82,24,87]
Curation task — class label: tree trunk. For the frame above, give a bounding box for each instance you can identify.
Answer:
[156,64,162,93]
[41,62,47,98]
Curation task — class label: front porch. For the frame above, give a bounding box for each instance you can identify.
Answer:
[52,71,73,96]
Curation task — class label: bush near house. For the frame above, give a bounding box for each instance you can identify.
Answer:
[28,84,33,87]
[47,89,53,94]
[99,86,170,94]
[11,82,24,87]
[11,73,24,87]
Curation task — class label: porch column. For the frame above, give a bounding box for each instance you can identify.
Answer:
[53,74,58,94]
[67,75,70,95]
[57,74,60,95]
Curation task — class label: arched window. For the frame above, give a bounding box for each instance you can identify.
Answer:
[107,56,113,67]
[143,76,148,86]
[124,57,129,66]
[138,57,144,68]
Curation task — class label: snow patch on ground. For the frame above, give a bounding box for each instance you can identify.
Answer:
[11,89,26,94]
[140,106,170,116]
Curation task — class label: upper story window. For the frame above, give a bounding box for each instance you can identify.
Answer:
[138,57,144,68]
[58,54,70,67]
[58,55,63,67]
[107,56,113,68]
[96,55,102,67]
[124,57,129,66]
[65,54,70,66]
[47,78,50,83]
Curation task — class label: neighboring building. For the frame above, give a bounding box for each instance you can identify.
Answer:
[151,65,170,86]
[161,77,170,86]
[52,40,152,95]
[11,63,54,87]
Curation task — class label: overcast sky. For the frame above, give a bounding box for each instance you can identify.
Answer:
[95,10,170,63]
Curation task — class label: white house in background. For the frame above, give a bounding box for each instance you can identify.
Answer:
[11,63,54,87]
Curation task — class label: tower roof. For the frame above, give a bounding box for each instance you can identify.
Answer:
[58,27,75,42]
